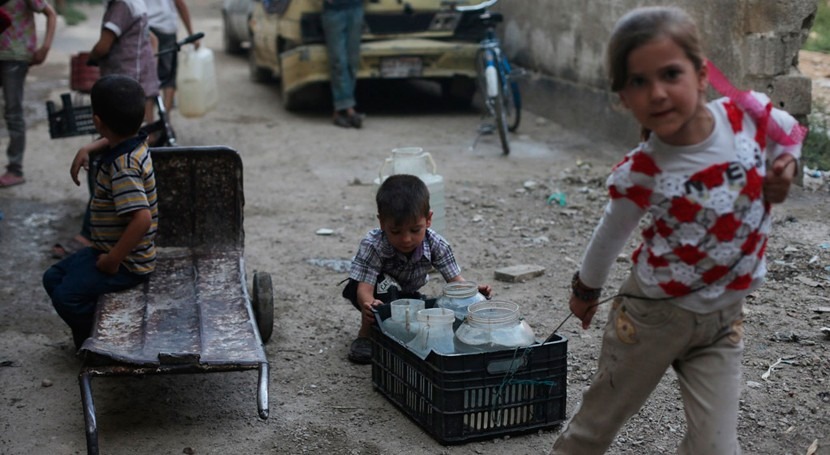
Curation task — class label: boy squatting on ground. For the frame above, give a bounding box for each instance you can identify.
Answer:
[43,75,158,350]
[342,174,492,364]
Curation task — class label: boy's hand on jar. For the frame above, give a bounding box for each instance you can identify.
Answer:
[478,284,493,299]
[569,294,598,330]
[360,299,383,325]
[764,154,797,203]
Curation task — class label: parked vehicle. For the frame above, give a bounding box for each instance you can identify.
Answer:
[458,0,520,155]
[248,0,486,110]
[222,0,252,54]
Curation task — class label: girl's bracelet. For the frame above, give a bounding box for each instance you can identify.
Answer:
[571,271,601,301]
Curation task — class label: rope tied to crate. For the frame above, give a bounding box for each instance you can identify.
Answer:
[485,345,560,427]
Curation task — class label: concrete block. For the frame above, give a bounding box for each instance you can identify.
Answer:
[494,264,546,283]
[768,73,813,116]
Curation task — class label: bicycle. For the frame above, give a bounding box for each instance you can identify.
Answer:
[454,0,521,155]
[46,32,204,148]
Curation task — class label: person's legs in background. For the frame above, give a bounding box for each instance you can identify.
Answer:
[322,6,364,128]
[151,29,178,111]
[0,60,30,187]
[343,5,364,127]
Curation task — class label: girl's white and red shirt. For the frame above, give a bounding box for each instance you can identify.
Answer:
[580,93,801,312]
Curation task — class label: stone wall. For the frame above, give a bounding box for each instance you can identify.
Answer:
[496,0,818,145]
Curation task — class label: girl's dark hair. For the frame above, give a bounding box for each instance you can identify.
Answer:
[376,174,430,226]
[91,75,146,136]
[607,6,705,92]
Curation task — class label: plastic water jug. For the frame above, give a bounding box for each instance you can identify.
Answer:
[176,45,218,118]
[380,298,424,344]
[377,147,445,235]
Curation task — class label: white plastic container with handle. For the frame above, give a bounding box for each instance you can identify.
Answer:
[176,45,218,118]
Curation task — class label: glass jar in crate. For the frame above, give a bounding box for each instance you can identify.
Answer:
[435,281,486,323]
[406,308,456,359]
[454,300,535,353]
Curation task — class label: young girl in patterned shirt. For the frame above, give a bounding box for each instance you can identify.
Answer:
[552,6,804,454]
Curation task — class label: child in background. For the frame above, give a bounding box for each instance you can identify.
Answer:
[343,174,492,364]
[551,7,802,454]
[89,0,159,124]
[0,0,56,187]
[43,75,158,350]
[146,0,199,112]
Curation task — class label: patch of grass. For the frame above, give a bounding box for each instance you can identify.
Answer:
[803,101,830,171]
[805,1,830,52]
[60,6,86,26]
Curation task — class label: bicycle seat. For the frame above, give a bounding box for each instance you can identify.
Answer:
[478,11,503,27]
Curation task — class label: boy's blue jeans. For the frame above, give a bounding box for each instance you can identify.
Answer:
[1,60,29,176]
[43,247,147,349]
[321,5,363,111]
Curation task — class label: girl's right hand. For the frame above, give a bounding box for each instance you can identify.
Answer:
[569,294,598,330]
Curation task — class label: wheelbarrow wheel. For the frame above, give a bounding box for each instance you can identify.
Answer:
[252,271,274,343]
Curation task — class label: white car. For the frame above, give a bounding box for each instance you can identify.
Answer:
[222,0,252,54]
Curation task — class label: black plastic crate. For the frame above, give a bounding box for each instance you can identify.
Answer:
[370,304,567,445]
[46,93,97,139]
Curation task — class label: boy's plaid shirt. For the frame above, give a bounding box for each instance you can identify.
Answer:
[348,228,460,293]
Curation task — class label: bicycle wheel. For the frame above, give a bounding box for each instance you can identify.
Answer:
[497,56,521,133]
[141,120,173,147]
[491,66,510,155]
[504,78,521,132]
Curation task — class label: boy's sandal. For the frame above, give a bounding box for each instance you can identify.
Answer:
[347,337,373,364]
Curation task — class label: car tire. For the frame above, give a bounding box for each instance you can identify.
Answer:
[249,39,272,83]
[222,14,243,55]
[441,77,476,108]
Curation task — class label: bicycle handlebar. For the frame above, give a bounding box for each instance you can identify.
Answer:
[180,32,205,46]
[450,0,498,12]
[156,32,205,56]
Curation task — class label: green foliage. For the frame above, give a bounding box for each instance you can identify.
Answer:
[60,6,86,26]
[805,1,830,52]
[803,102,830,171]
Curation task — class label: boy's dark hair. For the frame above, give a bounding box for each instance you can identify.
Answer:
[376,174,430,226]
[91,75,146,137]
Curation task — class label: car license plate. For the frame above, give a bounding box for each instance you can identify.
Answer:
[380,57,423,78]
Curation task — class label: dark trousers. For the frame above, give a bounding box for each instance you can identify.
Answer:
[43,247,147,349]
[1,60,29,175]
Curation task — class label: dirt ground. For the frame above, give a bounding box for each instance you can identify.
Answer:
[1,2,829,454]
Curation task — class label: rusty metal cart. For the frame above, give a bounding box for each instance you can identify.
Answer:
[77,147,273,455]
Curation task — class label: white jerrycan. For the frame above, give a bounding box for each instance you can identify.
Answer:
[377,147,446,235]
[176,45,218,118]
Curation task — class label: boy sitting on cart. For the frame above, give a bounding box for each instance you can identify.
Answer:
[43,75,158,351]
[342,174,492,364]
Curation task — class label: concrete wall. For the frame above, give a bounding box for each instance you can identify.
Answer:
[496,0,818,145]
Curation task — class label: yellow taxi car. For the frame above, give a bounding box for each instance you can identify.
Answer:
[248,0,484,109]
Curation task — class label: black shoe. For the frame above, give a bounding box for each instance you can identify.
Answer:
[333,111,352,128]
[348,337,373,364]
[348,112,365,129]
